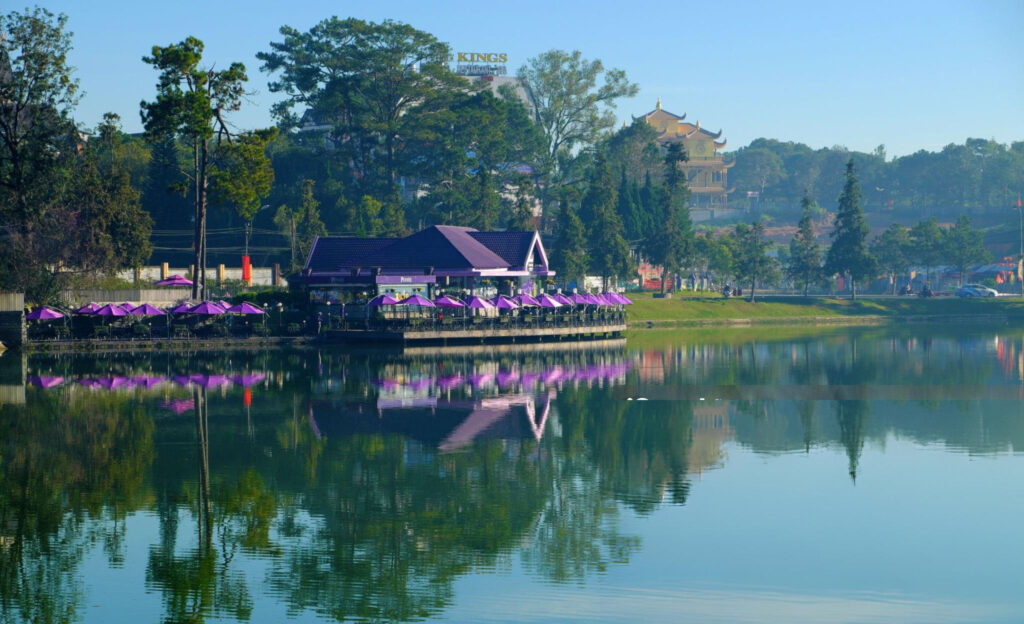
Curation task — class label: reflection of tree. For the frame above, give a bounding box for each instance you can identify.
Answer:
[835,400,870,481]
[0,392,154,624]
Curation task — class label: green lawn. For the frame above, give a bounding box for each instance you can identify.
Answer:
[625,293,1024,324]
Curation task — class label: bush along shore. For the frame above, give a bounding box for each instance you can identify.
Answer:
[625,293,1024,328]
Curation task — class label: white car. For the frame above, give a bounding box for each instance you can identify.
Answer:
[956,284,998,298]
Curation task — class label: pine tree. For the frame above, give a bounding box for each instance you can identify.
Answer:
[870,223,910,294]
[733,221,778,302]
[554,192,588,288]
[944,215,990,286]
[583,155,632,289]
[646,143,693,294]
[824,159,876,299]
[788,193,822,296]
[380,190,409,238]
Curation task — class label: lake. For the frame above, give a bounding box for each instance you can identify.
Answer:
[1,325,1022,623]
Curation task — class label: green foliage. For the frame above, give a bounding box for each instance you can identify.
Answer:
[210,128,277,222]
[553,191,588,286]
[943,215,990,285]
[275,179,326,272]
[583,155,632,287]
[733,221,779,301]
[908,217,944,286]
[870,223,911,293]
[646,143,694,293]
[824,159,877,297]
[788,194,823,296]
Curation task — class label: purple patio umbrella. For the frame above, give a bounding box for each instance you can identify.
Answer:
[188,301,225,315]
[514,293,540,307]
[434,295,466,308]
[464,295,495,309]
[225,302,265,314]
[94,303,129,317]
[603,292,627,305]
[74,302,100,314]
[536,294,562,308]
[28,376,65,389]
[155,274,193,286]
[26,306,64,320]
[396,294,435,307]
[169,303,193,314]
[490,295,519,309]
[570,293,590,305]
[367,294,399,306]
[552,293,573,306]
[618,294,634,305]
[120,302,137,312]
[130,303,166,316]
[585,293,608,305]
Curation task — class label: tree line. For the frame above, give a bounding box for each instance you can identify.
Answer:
[730,137,1024,216]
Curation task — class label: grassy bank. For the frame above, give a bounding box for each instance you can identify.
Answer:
[625,293,1024,326]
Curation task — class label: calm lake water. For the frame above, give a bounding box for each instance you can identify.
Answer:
[1,325,1023,624]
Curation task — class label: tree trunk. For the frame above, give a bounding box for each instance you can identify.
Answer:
[749,277,756,302]
[660,268,669,295]
[851,275,857,300]
[191,140,201,300]
[198,138,209,301]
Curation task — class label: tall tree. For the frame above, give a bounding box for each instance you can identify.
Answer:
[788,193,822,296]
[141,36,248,299]
[275,179,326,272]
[583,155,631,289]
[646,143,693,294]
[517,49,637,226]
[870,223,911,294]
[908,217,945,288]
[943,215,990,286]
[733,221,778,302]
[824,159,876,299]
[553,191,588,288]
[259,18,465,201]
[0,7,80,223]
[210,128,277,257]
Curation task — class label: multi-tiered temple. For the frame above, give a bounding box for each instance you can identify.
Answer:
[643,100,733,210]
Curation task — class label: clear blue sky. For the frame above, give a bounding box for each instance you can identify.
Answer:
[35,0,1024,157]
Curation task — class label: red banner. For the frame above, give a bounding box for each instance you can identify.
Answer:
[242,255,251,284]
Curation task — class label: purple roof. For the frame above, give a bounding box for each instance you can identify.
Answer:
[350,226,510,271]
[303,236,397,273]
[468,231,537,268]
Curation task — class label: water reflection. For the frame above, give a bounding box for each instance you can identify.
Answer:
[0,328,1022,622]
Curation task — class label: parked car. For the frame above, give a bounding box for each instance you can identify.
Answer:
[955,284,998,298]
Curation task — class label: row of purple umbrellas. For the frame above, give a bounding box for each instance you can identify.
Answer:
[29,372,266,390]
[71,300,265,317]
[366,292,633,309]
[374,362,633,392]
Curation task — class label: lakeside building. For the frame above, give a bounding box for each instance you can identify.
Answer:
[296,225,554,303]
[643,99,734,210]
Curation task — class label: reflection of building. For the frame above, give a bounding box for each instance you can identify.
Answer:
[689,403,732,474]
[297,225,553,301]
[643,99,734,210]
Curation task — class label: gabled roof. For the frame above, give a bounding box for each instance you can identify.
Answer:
[304,236,397,273]
[358,225,510,270]
[469,231,537,268]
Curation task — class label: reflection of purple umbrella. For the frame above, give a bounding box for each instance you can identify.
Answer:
[230,373,266,387]
[469,373,494,388]
[160,398,195,414]
[26,306,64,320]
[397,293,435,307]
[514,294,540,307]
[434,295,466,308]
[130,303,166,316]
[520,372,540,388]
[496,370,520,386]
[225,302,265,315]
[373,379,400,391]
[464,296,494,309]
[155,274,193,286]
[97,376,133,390]
[131,376,165,389]
[536,294,562,308]
[94,304,129,317]
[490,295,519,309]
[408,378,432,392]
[74,302,100,315]
[367,294,399,306]
[541,368,564,384]
[28,376,65,389]
[189,374,231,389]
[172,375,192,387]
[78,379,100,388]
[438,375,464,389]
[189,301,225,315]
